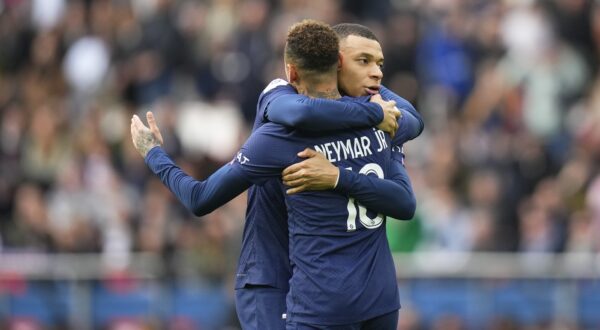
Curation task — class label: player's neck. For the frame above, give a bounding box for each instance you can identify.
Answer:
[296,81,341,100]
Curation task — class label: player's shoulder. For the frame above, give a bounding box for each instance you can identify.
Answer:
[258,79,296,105]
[239,123,298,165]
[250,122,304,148]
[262,78,289,94]
[261,79,300,99]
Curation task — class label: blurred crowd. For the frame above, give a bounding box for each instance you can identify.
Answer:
[0,0,600,308]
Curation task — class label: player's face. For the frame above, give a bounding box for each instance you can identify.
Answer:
[338,35,384,97]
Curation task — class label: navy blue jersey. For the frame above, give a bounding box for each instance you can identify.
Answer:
[379,85,424,149]
[230,119,401,324]
[236,79,385,290]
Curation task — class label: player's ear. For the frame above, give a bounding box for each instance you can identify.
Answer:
[287,64,298,83]
[337,52,343,71]
[285,63,292,82]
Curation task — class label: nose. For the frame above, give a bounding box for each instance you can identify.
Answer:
[369,64,383,82]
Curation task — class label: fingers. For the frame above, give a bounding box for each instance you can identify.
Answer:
[146,111,164,144]
[283,175,309,193]
[147,111,158,130]
[283,149,321,176]
[286,186,305,195]
[297,148,318,158]
[131,116,147,141]
[282,163,303,177]
[131,114,142,127]
[282,169,305,183]
[370,94,383,102]
[131,114,150,130]
[130,115,145,148]
[386,108,401,120]
[283,177,304,188]
[130,118,137,143]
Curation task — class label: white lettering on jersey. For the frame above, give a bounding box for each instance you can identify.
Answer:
[374,129,388,152]
[391,145,405,166]
[235,152,250,165]
[345,163,385,231]
[262,78,289,94]
[314,136,376,163]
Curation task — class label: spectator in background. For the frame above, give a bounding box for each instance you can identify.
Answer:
[4,183,52,252]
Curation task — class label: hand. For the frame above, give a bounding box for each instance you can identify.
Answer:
[371,94,401,137]
[282,148,340,195]
[130,111,164,158]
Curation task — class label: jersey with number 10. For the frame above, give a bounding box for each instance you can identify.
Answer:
[231,108,400,325]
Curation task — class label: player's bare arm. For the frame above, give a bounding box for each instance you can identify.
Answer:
[282,148,339,194]
[130,111,164,157]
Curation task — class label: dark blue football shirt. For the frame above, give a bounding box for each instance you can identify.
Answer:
[235,79,387,291]
[233,80,423,293]
[230,117,403,324]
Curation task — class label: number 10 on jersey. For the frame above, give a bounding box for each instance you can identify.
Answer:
[345,163,385,231]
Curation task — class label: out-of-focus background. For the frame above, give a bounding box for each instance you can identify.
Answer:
[0,0,599,329]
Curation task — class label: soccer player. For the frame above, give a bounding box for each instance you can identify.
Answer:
[233,23,423,329]
[275,23,423,194]
[131,20,416,329]
[231,27,421,330]
[230,23,422,330]
[231,23,421,330]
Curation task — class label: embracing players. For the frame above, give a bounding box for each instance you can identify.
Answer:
[131,20,423,329]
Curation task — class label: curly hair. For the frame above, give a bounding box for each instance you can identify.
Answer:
[285,19,339,73]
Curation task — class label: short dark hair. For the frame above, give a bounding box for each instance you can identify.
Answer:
[332,23,379,42]
[285,19,339,73]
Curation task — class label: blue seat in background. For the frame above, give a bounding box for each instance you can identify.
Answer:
[491,279,555,326]
[167,282,231,330]
[578,279,600,328]
[91,278,159,328]
[6,281,55,326]
[49,280,73,326]
[407,279,475,328]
